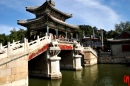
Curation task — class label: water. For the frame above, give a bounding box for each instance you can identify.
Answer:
[29,64,130,86]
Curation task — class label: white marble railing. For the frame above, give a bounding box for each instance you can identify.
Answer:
[0,32,82,61]
[53,38,78,44]
[28,35,51,52]
[0,34,52,60]
[83,47,97,57]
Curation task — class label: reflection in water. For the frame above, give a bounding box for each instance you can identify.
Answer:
[29,78,62,86]
[29,64,130,86]
[81,65,98,86]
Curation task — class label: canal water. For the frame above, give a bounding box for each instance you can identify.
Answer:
[29,64,130,86]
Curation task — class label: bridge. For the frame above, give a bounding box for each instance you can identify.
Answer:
[0,33,97,86]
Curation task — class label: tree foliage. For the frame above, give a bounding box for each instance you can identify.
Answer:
[79,25,99,37]
[105,21,130,39]
[0,34,6,45]
[107,30,118,38]
[0,28,27,45]
[0,21,130,46]
[115,21,130,33]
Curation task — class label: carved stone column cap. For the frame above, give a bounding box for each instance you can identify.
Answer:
[49,56,61,60]
[49,47,61,50]
[74,55,82,58]
[74,48,81,50]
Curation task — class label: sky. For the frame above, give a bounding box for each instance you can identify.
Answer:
[0,0,130,35]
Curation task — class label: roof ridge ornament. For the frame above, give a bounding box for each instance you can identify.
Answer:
[47,0,55,6]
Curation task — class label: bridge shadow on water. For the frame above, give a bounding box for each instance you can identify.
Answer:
[29,64,130,86]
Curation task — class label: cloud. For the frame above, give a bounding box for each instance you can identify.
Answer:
[0,0,36,17]
[0,25,13,35]
[0,24,24,35]
[0,0,123,32]
[54,0,122,31]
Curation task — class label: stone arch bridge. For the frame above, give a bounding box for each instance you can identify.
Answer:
[0,34,97,86]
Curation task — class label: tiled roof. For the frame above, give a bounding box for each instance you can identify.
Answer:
[17,16,43,25]
[115,31,130,39]
[48,14,79,29]
[26,6,39,11]
[107,38,130,41]
[26,1,72,18]
[17,13,79,29]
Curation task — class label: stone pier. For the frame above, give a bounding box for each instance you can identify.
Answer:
[59,41,82,70]
[29,41,62,79]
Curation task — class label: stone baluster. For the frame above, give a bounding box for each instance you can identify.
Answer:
[7,42,12,56]
[37,36,40,45]
[45,33,48,40]
[12,40,15,48]
[24,38,28,52]
[45,32,48,36]
[0,43,3,50]
[49,33,53,42]
[46,33,52,43]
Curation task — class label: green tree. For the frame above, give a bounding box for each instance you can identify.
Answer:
[9,28,19,42]
[17,29,27,40]
[0,28,27,45]
[107,30,118,38]
[0,34,6,45]
[115,21,130,33]
[79,25,99,37]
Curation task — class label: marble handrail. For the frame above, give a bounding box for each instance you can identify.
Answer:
[0,35,51,60]
[84,47,97,57]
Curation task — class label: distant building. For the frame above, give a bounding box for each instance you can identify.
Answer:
[98,31,130,64]
[82,36,102,48]
[107,31,130,57]
[82,29,104,50]
[106,31,130,64]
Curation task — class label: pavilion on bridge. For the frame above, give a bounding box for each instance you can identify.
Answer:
[18,0,79,41]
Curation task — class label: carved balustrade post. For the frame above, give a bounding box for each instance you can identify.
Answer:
[24,38,29,52]
[7,42,12,56]
[0,43,2,50]
[37,36,40,45]
[12,40,15,48]
[24,38,27,52]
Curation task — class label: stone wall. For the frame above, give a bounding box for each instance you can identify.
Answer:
[111,44,130,56]
[0,53,28,86]
[84,52,96,60]
[0,35,51,86]
[98,57,127,64]
[83,51,97,66]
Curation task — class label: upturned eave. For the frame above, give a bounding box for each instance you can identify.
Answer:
[17,13,79,30]
[17,16,43,26]
[26,1,72,18]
